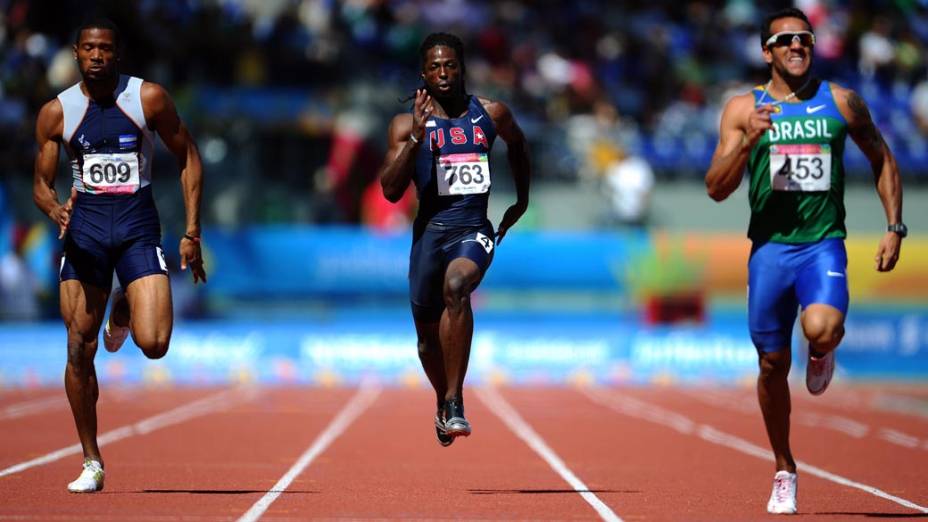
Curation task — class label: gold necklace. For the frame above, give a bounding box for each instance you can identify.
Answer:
[756,77,812,107]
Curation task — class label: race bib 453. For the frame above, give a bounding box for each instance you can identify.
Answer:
[437,152,491,196]
[769,144,831,192]
[82,153,140,195]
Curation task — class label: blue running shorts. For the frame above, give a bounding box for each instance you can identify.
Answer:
[409,220,495,321]
[60,186,168,290]
[748,237,849,353]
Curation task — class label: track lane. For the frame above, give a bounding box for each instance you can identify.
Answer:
[0,387,360,521]
[588,386,927,518]
[261,387,611,520]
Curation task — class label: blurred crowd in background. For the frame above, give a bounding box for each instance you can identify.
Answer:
[2,0,928,318]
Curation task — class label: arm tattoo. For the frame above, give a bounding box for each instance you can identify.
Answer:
[847,91,885,153]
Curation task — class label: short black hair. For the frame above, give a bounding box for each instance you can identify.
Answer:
[419,32,466,74]
[74,17,120,47]
[760,7,812,47]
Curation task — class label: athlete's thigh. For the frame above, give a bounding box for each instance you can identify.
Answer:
[114,239,169,290]
[795,238,849,315]
[124,273,173,343]
[60,206,115,290]
[59,279,109,343]
[748,242,799,352]
[443,222,495,287]
[409,228,447,320]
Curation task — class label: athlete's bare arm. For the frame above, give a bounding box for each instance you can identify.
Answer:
[33,99,77,239]
[481,97,530,244]
[833,84,903,272]
[705,93,776,201]
[141,82,206,283]
[380,89,433,203]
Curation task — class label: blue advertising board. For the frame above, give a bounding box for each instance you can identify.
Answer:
[2,308,925,387]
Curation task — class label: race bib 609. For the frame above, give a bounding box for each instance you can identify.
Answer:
[82,153,140,195]
[437,152,491,196]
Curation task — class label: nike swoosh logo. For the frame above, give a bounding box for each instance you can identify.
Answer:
[471,115,484,124]
[806,104,827,114]
[826,270,845,278]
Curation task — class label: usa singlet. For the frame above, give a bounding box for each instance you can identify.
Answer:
[413,95,497,227]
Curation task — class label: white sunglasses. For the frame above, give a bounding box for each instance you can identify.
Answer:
[765,31,816,48]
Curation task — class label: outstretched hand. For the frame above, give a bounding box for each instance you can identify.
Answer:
[495,201,528,246]
[874,232,901,272]
[52,187,78,239]
[180,237,207,284]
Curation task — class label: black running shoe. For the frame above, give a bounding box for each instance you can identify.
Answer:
[434,410,454,447]
[442,397,471,438]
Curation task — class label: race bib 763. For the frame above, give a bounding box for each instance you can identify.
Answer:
[437,153,491,196]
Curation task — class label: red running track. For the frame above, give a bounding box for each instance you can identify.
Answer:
[1,382,926,520]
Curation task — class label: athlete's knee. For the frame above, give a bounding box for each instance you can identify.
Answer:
[443,273,473,309]
[758,350,791,380]
[802,311,844,348]
[135,332,170,359]
[66,329,97,370]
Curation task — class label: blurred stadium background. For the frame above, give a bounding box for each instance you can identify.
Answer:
[1,0,926,387]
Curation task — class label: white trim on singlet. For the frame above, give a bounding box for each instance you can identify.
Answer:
[56,75,155,192]
[57,83,90,191]
[115,76,154,189]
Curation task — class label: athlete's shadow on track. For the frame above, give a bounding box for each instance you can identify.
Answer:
[140,489,317,495]
[813,513,928,518]
[469,488,639,495]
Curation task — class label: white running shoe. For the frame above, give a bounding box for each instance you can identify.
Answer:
[103,318,129,353]
[103,288,129,353]
[766,470,797,514]
[67,459,104,493]
[806,350,835,396]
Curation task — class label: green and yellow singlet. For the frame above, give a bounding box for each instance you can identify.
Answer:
[746,80,848,243]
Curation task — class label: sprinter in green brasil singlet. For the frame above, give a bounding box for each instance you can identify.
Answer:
[747,77,849,244]
[704,7,905,515]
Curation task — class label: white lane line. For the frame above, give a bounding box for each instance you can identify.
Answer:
[476,387,623,522]
[872,393,928,421]
[237,382,382,522]
[684,389,890,440]
[879,428,921,449]
[0,388,249,478]
[582,388,928,514]
[0,395,65,420]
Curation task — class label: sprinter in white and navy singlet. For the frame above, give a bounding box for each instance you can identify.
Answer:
[32,19,205,493]
[378,33,531,447]
[704,8,905,514]
[57,74,165,289]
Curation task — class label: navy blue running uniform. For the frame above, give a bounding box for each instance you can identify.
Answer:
[378,32,530,447]
[56,75,167,289]
[410,95,498,320]
[34,20,206,492]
